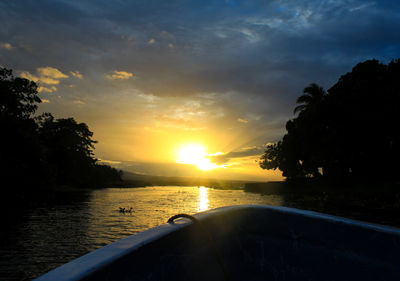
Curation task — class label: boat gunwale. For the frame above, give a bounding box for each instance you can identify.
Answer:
[33,204,400,281]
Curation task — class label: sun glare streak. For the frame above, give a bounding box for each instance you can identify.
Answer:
[176,143,219,170]
[198,186,209,212]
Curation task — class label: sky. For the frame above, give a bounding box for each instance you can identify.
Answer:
[1,0,399,181]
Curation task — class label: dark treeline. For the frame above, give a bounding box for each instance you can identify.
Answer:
[0,68,122,198]
[260,59,400,183]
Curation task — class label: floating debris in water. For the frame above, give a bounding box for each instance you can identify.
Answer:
[119,207,133,213]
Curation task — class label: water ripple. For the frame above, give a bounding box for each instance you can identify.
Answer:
[1,186,282,280]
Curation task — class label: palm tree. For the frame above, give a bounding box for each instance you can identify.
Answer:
[294,83,326,114]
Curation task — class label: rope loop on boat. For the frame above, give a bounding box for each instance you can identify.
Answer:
[168,214,231,281]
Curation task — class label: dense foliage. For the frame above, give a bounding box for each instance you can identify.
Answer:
[0,67,122,193]
[260,59,400,182]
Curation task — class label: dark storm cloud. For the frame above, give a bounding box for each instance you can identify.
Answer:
[209,146,266,165]
[1,0,399,124]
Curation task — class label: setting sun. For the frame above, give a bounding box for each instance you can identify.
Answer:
[176,144,218,171]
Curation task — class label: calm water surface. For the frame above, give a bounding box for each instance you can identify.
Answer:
[1,186,282,281]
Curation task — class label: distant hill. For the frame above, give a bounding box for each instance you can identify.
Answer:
[121,171,259,189]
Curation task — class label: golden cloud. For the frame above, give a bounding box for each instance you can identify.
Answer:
[73,99,85,105]
[0,42,13,50]
[37,67,69,79]
[39,77,60,85]
[98,158,121,165]
[20,66,69,90]
[106,70,134,80]
[41,99,50,103]
[70,71,83,79]
[20,71,39,82]
[237,118,248,123]
[148,38,156,45]
[38,86,57,93]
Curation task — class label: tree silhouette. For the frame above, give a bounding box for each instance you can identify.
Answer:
[260,59,400,183]
[0,68,41,119]
[0,67,48,194]
[0,67,122,195]
[259,142,282,171]
[38,114,98,186]
[293,83,326,114]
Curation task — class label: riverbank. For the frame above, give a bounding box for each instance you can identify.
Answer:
[1,177,244,213]
[244,181,400,226]
[1,180,125,211]
[4,178,400,227]
[121,171,249,189]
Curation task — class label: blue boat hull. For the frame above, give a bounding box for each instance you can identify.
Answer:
[35,205,400,281]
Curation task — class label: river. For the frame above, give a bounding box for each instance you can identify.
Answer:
[1,186,283,281]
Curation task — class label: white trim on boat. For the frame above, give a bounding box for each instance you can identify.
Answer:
[245,205,400,235]
[34,205,400,281]
[34,218,190,281]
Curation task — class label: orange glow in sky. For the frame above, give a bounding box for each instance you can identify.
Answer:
[3,0,393,183]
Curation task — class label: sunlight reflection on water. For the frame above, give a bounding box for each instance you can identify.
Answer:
[198,186,209,211]
[87,186,283,249]
[1,186,283,281]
